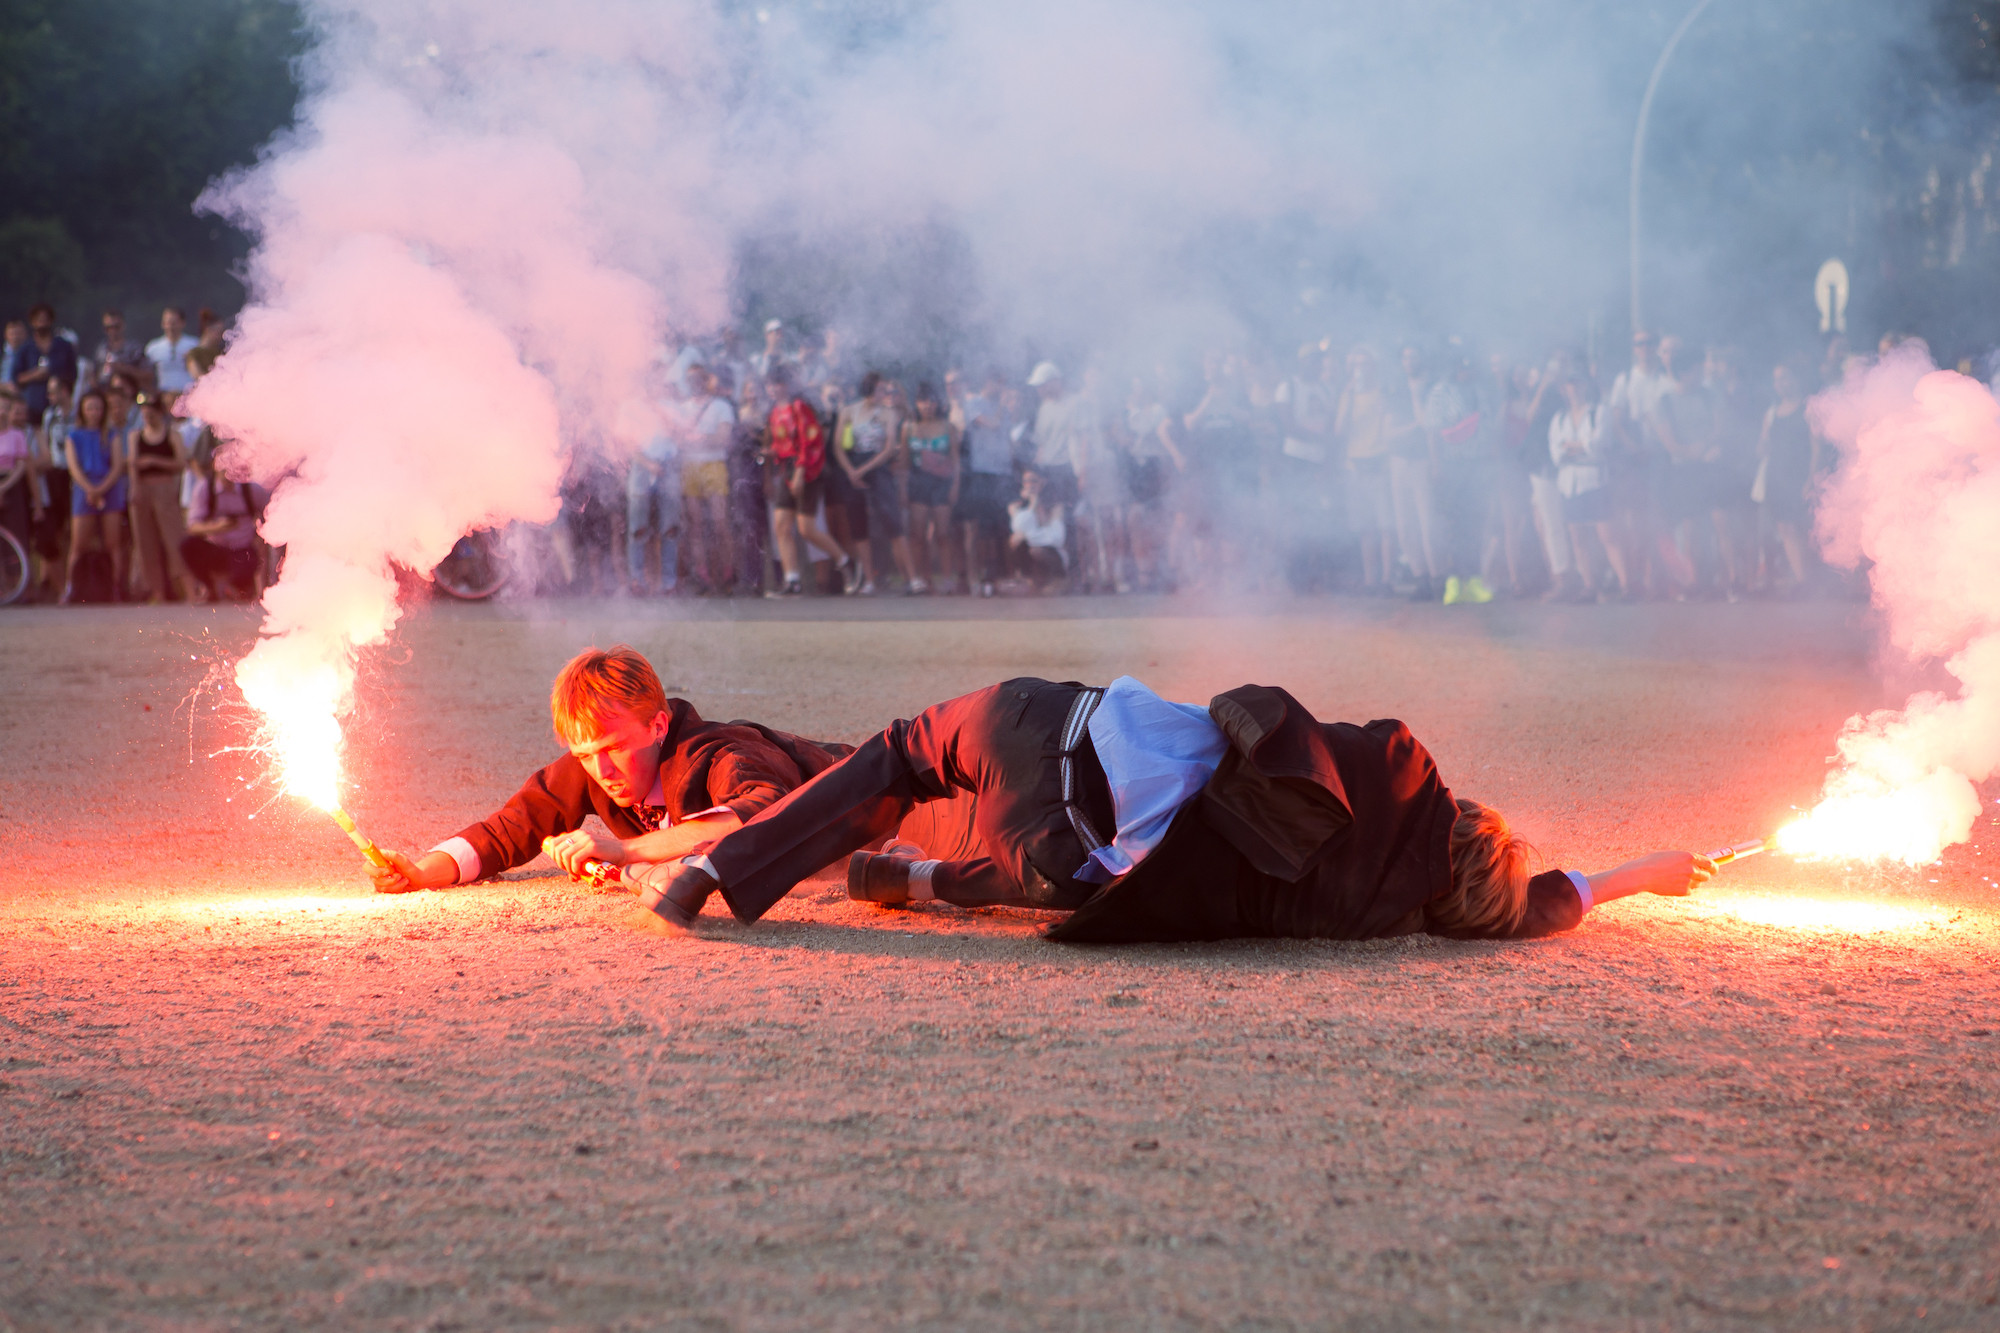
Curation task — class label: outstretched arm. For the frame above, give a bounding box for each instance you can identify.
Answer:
[1583,850,1715,906]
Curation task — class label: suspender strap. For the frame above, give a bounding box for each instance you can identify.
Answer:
[1059,687,1108,854]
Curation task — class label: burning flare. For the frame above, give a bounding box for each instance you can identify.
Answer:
[1778,348,2000,867]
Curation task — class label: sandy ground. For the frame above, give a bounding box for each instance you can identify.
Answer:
[2,594,1997,1330]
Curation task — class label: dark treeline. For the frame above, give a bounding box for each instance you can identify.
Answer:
[3,0,2000,362]
[0,0,303,320]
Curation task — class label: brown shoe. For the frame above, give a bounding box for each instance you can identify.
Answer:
[847,852,914,905]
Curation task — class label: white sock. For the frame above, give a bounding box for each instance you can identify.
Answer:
[908,859,940,901]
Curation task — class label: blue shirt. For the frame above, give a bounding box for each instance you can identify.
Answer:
[1078,677,1228,882]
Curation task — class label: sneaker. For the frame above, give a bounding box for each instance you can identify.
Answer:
[847,851,915,905]
[858,579,877,596]
[1441,576,1464,605]
[979,580,996,598]
[838,557,861,595]
[905,578,930,596]
[781,576,803,596]
[1465,576,1494,604]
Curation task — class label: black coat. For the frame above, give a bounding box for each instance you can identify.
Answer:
[1048,684,1508,944]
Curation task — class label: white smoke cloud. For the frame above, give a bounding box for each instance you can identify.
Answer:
[1779,348,2000,864]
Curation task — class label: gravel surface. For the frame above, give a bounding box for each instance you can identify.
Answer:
[2,595,1997,1330]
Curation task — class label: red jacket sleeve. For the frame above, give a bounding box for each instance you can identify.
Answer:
[450,755,600,880]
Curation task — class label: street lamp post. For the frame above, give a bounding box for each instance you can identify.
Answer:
[1630,0,1720,335]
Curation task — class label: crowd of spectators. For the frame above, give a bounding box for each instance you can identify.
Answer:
[0,302,263,604]
[585,319,1891,604]
[0,301,1907,607]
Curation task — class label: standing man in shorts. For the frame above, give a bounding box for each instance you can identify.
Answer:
[763,366,850,596]
[676,364,738,594]
[955,369,1016,597]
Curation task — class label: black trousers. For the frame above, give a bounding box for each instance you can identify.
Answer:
[707,678,1114,922]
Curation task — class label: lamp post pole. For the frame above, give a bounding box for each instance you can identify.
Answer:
[1630,0,1720,335]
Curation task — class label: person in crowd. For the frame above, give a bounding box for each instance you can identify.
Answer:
[1651,343,1733,599]
[0,319,26,386]
[1123,372,1186,592]
[1181,352,1257,591]
[750,319,790,386]
[1071,363,1130,593]
[672,363,737,594]
[1007,465,1067,593]
[1515,351,1577,600]
[13,304,78,425]
[1604,329,1684,598]
[62,389,128,603]
[627,371,682,598]
[0,396,37,575]
[30,379,73,601]
[1335,346,1395,595]
[763,366,851,596]
[1551,373,1630,602]
[1386,344,1442,600]
[900,382,960,594]
[626,675,1715,943]
[557,445,624,595]
[124,392,197,603]
[1426,351,1493,604]
[363,646,849,893]
[1755,360,1819,595]
[186,309,226,381]
[817,378,868,589]
[1268,344,1341,593]
[1700,346,1759,599]
[1478,351,1535,598]
[726,372,769,594]
[1025,361,1085,512]
[837,371,916,594]
[955,369,1017,598]
[796,327,848,400]
[83,309,149,397]
[180,446,267,601]
[145,307,199,399]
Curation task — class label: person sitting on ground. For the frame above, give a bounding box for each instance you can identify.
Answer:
[365,646,850,893]
[1006,466,1067,593]
[629,676,1713,943]
[179,449,267,601]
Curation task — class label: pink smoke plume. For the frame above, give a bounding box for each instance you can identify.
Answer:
[186,65,662,811]
[1776,347,2000,865]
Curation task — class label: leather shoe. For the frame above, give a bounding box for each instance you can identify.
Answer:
[630,861,717,930]
[847,852,915,905]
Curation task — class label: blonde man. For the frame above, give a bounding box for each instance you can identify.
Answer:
[369,647,846,892]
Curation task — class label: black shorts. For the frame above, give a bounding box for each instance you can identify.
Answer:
[1124,455,1170,506]
[907,469,955,508]
[765,458,824,512]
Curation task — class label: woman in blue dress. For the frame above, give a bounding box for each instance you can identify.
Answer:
[62,389,128,603]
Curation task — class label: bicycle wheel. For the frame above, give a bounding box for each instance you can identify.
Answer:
[432,532,509,601]
[0,527,27,606]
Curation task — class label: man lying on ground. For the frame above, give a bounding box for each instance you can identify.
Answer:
[368,646,848,892]
[626,676,1712,942]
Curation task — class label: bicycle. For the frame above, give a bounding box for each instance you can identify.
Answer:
[432,528,510,601]
[0,525,28,605]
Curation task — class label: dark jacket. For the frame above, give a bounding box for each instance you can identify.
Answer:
[1047,684,1579,944]
[453,698,849,880]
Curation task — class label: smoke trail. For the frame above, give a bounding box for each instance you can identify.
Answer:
[186,14,664,805]
[1777,347,2000,864]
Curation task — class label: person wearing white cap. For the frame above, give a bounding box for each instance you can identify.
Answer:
[750,319,792,386]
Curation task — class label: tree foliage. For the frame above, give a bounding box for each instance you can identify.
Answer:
[0,0,303,321]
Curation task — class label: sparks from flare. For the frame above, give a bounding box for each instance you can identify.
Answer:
[234,636,388,866]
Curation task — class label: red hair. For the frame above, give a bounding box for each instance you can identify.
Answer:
[549,646,667,742]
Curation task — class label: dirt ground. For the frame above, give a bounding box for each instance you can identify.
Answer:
[2,594,1997,1331]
